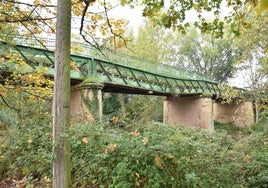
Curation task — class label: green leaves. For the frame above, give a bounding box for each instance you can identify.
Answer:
[122,0,267,37]
[1,118,268,187]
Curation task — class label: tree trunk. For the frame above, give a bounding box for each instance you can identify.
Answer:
[52,0,71,187]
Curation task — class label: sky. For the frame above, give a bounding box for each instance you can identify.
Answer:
[106,4,145,35]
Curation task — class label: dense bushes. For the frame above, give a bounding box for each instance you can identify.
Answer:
[0,111,53,183]
[1,121,268,187]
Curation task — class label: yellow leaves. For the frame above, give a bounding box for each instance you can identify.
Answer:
[71,45,84,54]
[82,137,89,144]
[33,0,40,6]
[44,176,51,184]
[3,71,53,103]
[8,71,54,100]
[218,84,242,104]
[255,0,268,15]
[129,129,139,137]
[0,57,4,63]
[243,154,251,162]
[72,1,84,16]
[27,139,33,144]
[91,14,102,22]
[99,27,107,36]
[154,156,162,167]
[0,84,7,97]
[243,0,268,16]
[71,61,79,72]
[116,41,125,48]
[193,3,201,12]
[15,86,22,91]
[1,54,31,73]
[105,143,117,154]
[167,154,175,159]
[112,115,119,125]
[141,137,149,145]
[29,95,36,101]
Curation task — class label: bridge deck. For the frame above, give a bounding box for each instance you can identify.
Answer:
[0,35,247,97]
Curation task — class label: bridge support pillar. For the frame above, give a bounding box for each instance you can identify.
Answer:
[163,96,214,130]
[70,81,103,123]
[213,101,254,127]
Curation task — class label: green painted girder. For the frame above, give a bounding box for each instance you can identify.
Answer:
[86,58,222,96]
[0,37,247,97]
[0,34,209,81]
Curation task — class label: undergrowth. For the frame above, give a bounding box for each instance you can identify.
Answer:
[0,121,268,187]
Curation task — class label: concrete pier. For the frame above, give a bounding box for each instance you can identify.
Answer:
[70,81,103,123]
[163,96,214,130]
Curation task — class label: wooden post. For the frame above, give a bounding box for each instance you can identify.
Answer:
[52,0,71,187]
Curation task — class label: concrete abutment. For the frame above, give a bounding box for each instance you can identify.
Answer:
[70,81,103,123]
[213,101,254,127]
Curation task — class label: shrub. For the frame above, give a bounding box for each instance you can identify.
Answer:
[1,121,268,187]
[234,131,268,187]
[0,119,53,181]
[70,123,243,187]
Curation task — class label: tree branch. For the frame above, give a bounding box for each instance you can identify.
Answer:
[0,93,21,112]
[5,0,56,8]
[103,0,129,50]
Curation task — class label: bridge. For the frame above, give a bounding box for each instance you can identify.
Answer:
[0,35,254,130]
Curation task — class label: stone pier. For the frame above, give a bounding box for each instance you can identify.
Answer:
[70,81,103,123]
[163,96,214,130]
[213,101,254,127]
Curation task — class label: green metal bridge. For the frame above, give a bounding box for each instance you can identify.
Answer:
[0,35,246,97]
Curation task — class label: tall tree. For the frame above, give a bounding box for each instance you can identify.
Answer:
[233,7,268,120]
[130,20,165,62]
[235,13,268,87]
[52,0,71,187]
[159,28,239,82]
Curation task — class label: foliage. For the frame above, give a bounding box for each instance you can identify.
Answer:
[218,84,244,104]
[121,0,267,37]
[103,93,121,115]
[0,0,128,50]
[232,9,268,120]
[254,110,268,132]
[0,120,53,180]
[233,130,268,187]
[1,0,268,187]
[124,95,163,124]
[129,20,165,62]
[1,120,268,187]
[159,28,240,82]
[234,12,267,87]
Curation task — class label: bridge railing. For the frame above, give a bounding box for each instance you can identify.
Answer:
[0,35,252,99]
[0,34,213,83]
[76,43,208,81]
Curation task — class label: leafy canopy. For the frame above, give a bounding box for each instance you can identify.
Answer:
[121,0,268,36]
